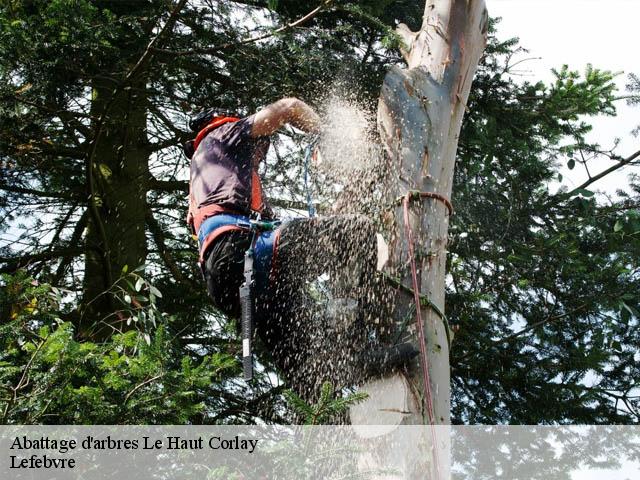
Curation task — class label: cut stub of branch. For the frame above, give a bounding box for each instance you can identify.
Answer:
[396,23,419,65]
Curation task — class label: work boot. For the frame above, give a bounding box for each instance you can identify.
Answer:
[358,342,419,378]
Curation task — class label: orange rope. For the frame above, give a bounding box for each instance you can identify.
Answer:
[400,190,454,216]
[401,189,453,479]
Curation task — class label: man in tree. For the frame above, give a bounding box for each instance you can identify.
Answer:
[185,97,417,393]
[186,97,322,319]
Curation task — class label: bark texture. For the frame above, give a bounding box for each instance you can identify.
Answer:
[81,77,149,336]
[353,1,487,476]
[378,0,488,426]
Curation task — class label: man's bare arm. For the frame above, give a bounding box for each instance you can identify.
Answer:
[251,97,321,137]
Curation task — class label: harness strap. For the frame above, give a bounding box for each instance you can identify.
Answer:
[188,202,239,237]
[197,214,251,264]
[193,116,239,151]
[251,170,266,213]
[303,137,319,217]
[197,214,283,292]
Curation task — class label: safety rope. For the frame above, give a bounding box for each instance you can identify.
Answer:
[402,192,439,477]
[396,189,454,216]
[303,137,319,218]
[400,189,453,480]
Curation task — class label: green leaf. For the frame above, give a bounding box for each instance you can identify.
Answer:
[614,220,623,232]
[621,308,631,324]
[98,163,112,179]
[621,302,638,318]
[15,83,32,95]
[567,159,576,170]
[575,188,594,198]
[134,277,144,292]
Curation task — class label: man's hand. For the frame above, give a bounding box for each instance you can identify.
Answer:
[252,97,321,137]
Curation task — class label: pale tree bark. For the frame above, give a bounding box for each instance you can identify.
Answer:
[351,0,487,477]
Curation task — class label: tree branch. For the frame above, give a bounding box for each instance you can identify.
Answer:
[0,247,85,274]
[148,136,184,153]
[146,209,197,289]
[454,304,590,364]
[30,202,80,277]
[124,374,164,405]
[565,148,640,196]
[124,0,189,85]
[5,95,94,138]
[153,1,333,57]
[493,305,587,345]
[147,102,190,139]
[0,184,80,201]
[149,177,188,193]
[53,210,89,284]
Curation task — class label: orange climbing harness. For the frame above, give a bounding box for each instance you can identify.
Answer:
[401,189,453,479]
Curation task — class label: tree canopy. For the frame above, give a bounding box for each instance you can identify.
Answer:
[1,0,638,424]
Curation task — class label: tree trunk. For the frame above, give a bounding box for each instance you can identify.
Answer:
[81,77,149,337]
[381,0,488,425]
[352,0,487,477]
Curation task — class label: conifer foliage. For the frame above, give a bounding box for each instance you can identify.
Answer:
[1,2,638,424]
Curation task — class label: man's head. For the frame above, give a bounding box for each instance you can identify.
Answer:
[183,108,241,159]
[188,108,239,132]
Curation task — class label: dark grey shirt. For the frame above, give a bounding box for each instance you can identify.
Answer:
[190,115,271,216]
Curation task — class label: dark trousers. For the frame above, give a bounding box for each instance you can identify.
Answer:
[203,215,382,398]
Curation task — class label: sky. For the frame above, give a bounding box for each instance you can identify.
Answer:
[485,0,640,195]
[485,3,639,478]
